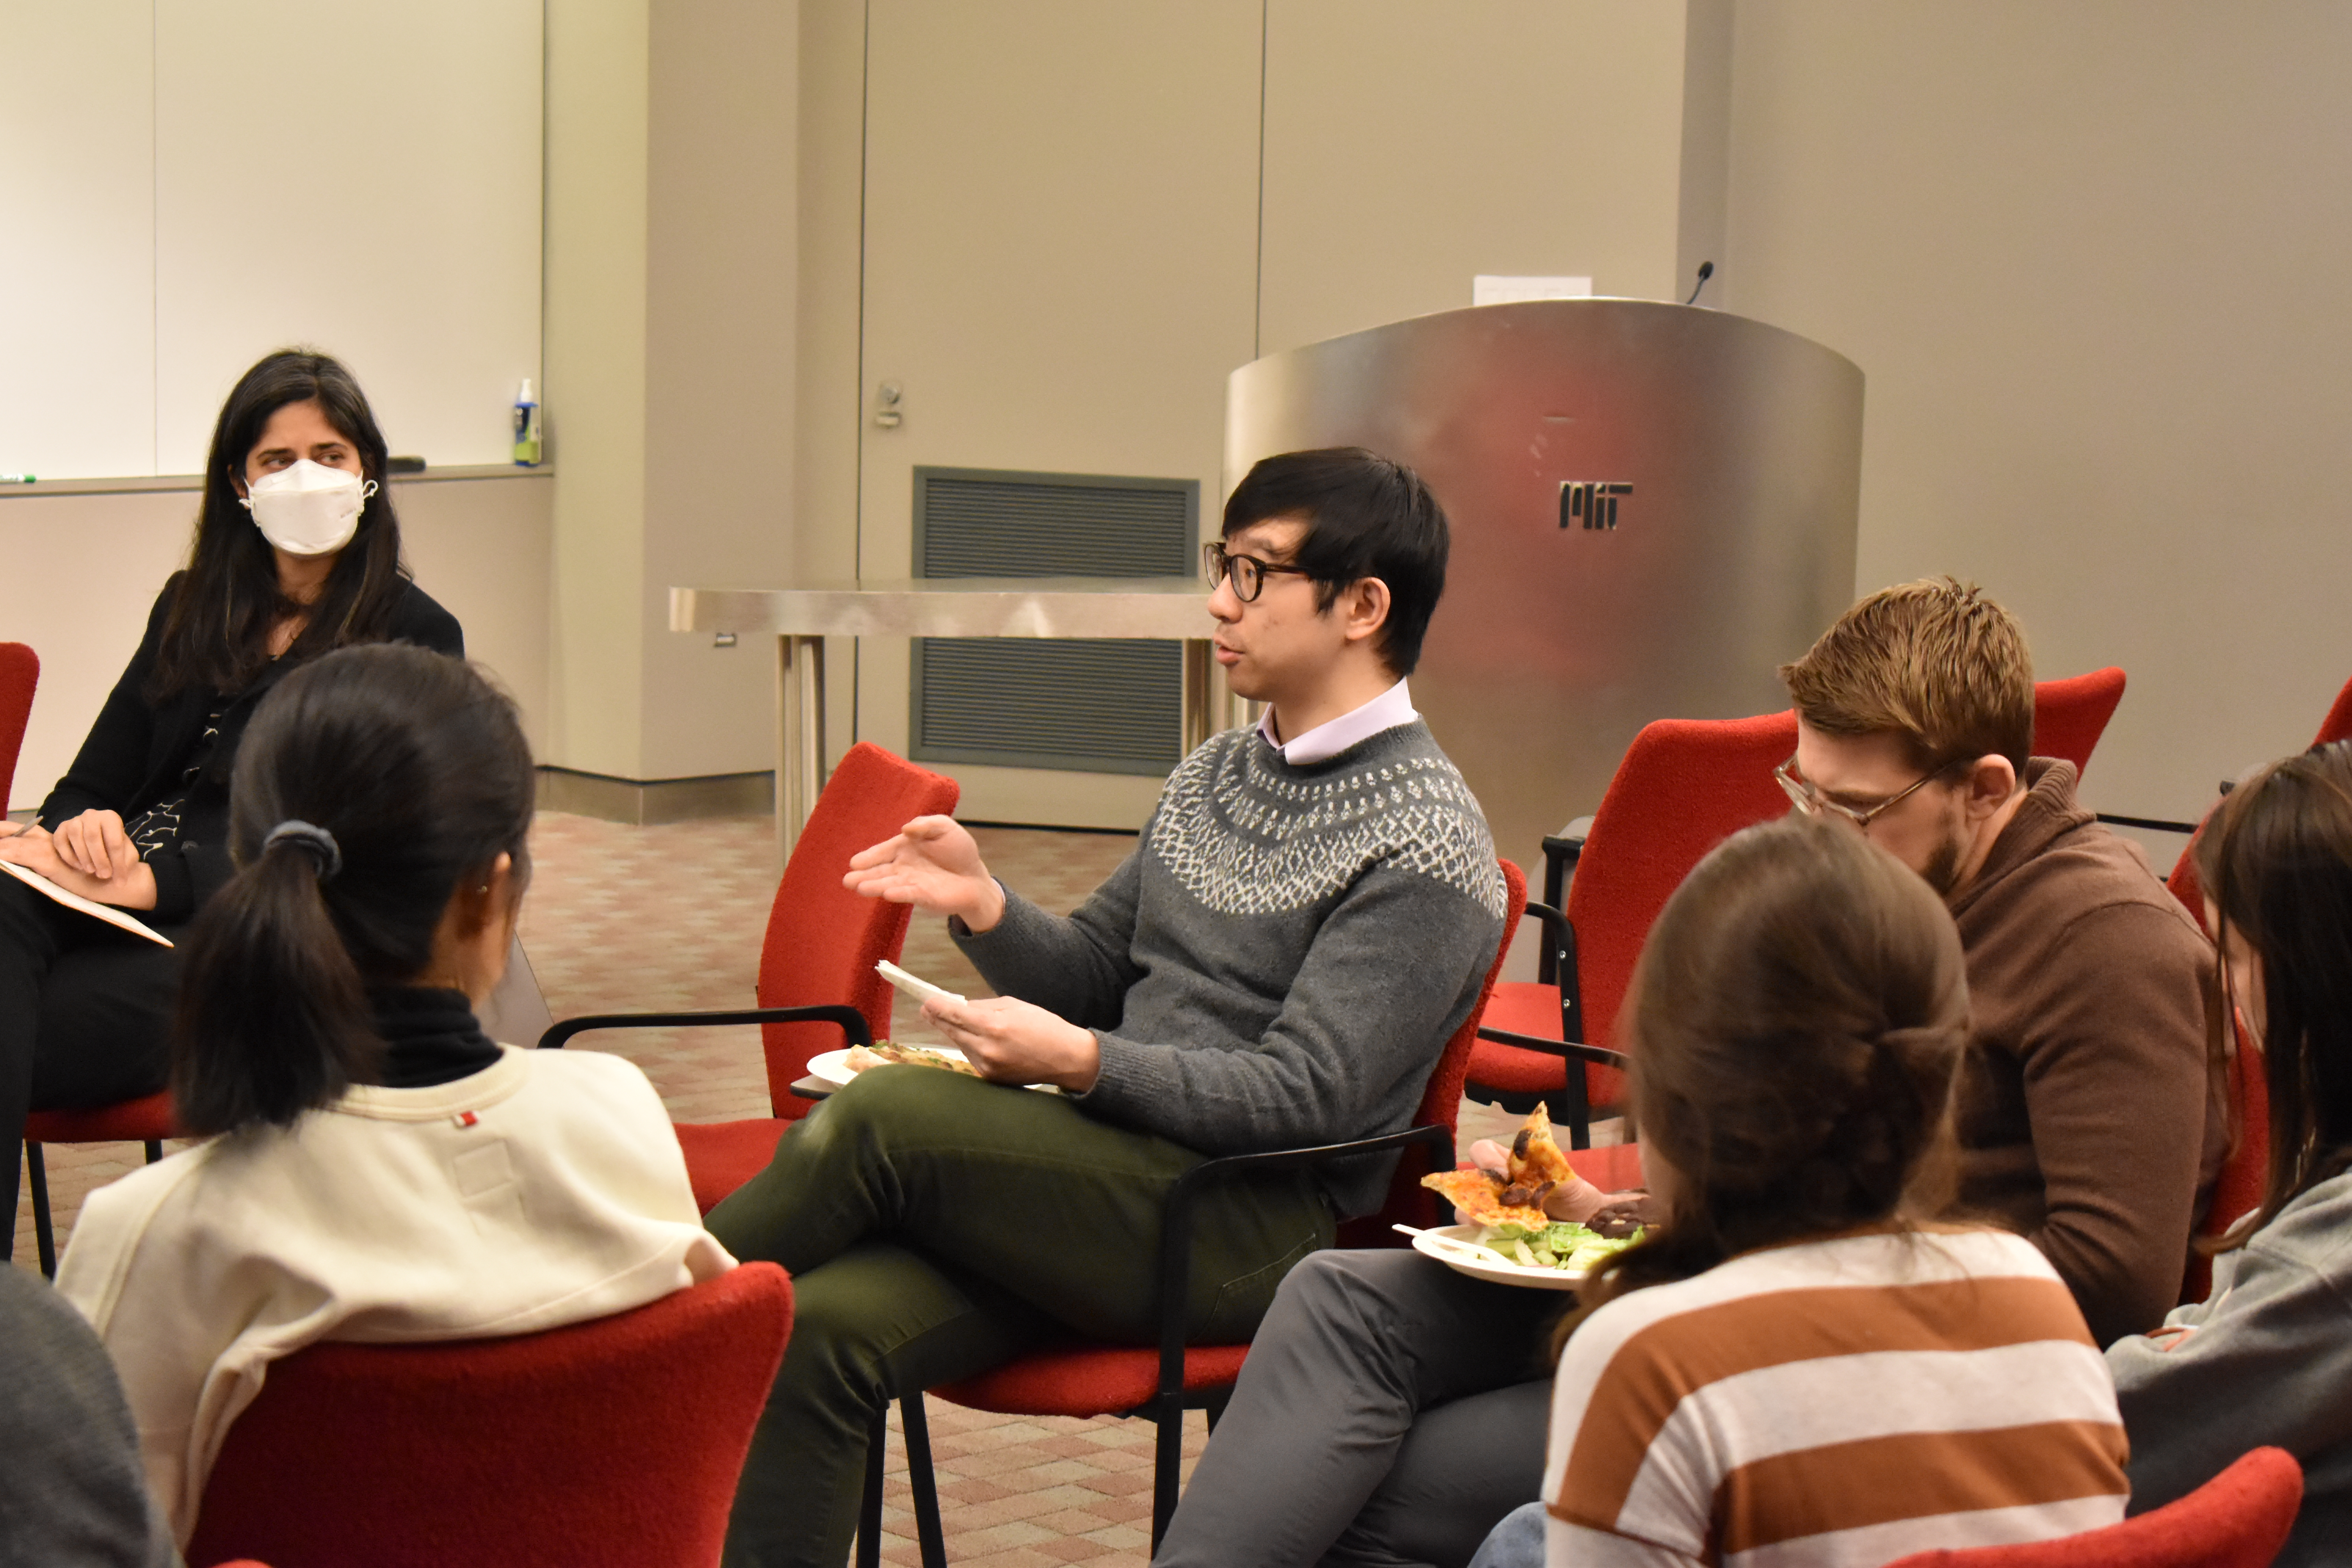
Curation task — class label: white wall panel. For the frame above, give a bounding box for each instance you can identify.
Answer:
[0,0,155,479]
[153,0,542,474]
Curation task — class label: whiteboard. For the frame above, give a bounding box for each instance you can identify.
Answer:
[0,0,541,480]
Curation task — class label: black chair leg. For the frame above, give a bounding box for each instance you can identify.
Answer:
[1151,1401,1185,1552]
[901,1394,947,1568]
[27,1142,56,1279]
[143,1140,163,1164]
[857,1403,886,1568]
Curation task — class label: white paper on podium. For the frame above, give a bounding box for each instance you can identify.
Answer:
[0,858,174,946]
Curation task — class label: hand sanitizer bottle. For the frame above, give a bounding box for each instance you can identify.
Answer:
[512,379,543,467]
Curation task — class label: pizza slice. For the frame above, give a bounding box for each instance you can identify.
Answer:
[1420,1167,1555,1229]
[845,1042,980,1077]
[1509,1101,1576,1190]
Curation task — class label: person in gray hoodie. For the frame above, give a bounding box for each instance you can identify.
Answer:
[2107,738,2352,1561]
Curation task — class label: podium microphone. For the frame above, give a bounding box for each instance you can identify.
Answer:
[1684,261,1715,306]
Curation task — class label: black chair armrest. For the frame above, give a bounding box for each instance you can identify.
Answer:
[537,1004,874,1051]
[1539,817,1592,913]
[1519,903,1581,1038]
[1153,1124,1454,1402]
[1474,1024,1628,1072]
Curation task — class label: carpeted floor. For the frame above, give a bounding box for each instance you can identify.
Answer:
[12,814,1203,1566]
[10,810,1590,1564]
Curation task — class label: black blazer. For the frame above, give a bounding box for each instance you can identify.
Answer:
[38,574,465,924]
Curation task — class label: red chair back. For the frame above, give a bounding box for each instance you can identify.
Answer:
[755,742,958,1117]
[2315,673,2352,748]
[1341,858,1527,1244]
[2169,675,2352,926]
[1882,1446,2301,1568]
[187,1263,794,1568]
[2184,1013,2269,1303]
[2033,667,2127,777]
[0,642,37,813]
[1564,711,1797,1104]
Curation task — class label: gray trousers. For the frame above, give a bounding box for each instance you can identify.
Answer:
[1154,1247,1558,1568]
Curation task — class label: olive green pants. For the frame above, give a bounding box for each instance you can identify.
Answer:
[705,1066,1336,1568]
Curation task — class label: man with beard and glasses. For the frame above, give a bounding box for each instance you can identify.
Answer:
[1773,575,2221,1348]
[1154,577,2220,1568]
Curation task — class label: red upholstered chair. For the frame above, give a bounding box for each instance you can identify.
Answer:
[185,1261,795,1568]
[2315,673,2352,749]
[2167,676,2352,926]
[0,641,36,808]
[864,860,1528,1568]
[22,1095,176,1278]
[1882,1446,2301,1568]
[2033,666,2128,777]
[2184,1014,2270,1304]
[1471,673,2129,1149]
[541,742,959,1211]
[1,643,180,1276]
[1468,713,1795,1145]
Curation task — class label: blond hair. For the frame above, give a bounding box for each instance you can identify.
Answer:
[1780,577,2034,771]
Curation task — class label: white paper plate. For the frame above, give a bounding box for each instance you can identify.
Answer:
[1407,1223,1591,1291]
[806,1045,971,1087]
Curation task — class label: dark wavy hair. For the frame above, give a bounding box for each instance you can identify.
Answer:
[2196,740,2352,1246]
[171,644,535,1134]
[1557,814,1971,1347]
[149,348,414,701]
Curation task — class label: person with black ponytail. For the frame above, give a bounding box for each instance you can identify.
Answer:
[0,348,463,1242]
[1472,815,2131,1567]
[54,644,730,1549]
[2107,740,2352,1564]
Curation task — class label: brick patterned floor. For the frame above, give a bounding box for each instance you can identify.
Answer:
[10,811,1608,1563]
[13,813,1197,1566]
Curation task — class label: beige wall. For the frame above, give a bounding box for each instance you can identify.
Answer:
[544,0,800,784]
[781,0,1711,827]
[544,0,652,779]
[847,0,1262,826]
[1259,0,1692,356]
[0,474,552,815]
[1718,1,2352,824]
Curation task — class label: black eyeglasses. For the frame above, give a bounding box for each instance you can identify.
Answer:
[1203,541,1315,604]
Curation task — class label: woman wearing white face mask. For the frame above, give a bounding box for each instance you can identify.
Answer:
[0,348,461,1247]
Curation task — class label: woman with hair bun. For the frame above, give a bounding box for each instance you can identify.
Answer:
[2107,739,2352,1564]
[56,643,730,1548]
[1475,814,2130,1568]
[0,348,462,1240]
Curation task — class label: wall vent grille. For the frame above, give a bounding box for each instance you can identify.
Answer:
[909,466,1196,777]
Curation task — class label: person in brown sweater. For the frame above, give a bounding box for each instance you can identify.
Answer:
[1778,577,2224,1345]
[1155,577,2221,1568]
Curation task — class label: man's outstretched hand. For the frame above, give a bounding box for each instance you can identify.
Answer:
[843,815,1006,932]
[923,995,1102,1093]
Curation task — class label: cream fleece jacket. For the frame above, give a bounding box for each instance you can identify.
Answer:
[56,1045,734,1544]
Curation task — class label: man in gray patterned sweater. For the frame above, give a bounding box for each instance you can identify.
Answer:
[708,448,1506,1568]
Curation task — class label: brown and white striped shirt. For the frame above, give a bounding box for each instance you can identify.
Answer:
[1543,1229,2128,1566]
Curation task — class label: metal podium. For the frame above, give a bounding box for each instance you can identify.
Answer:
[1225,299,1865,874]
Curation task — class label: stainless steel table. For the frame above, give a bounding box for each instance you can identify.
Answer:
[670,577,1241,860]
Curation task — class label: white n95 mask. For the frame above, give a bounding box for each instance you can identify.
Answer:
[241,459,376,556]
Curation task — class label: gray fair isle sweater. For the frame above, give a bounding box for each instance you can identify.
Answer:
[954,720,1506,1218]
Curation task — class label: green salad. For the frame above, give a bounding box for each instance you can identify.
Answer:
[1472,1220,1642,1273]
